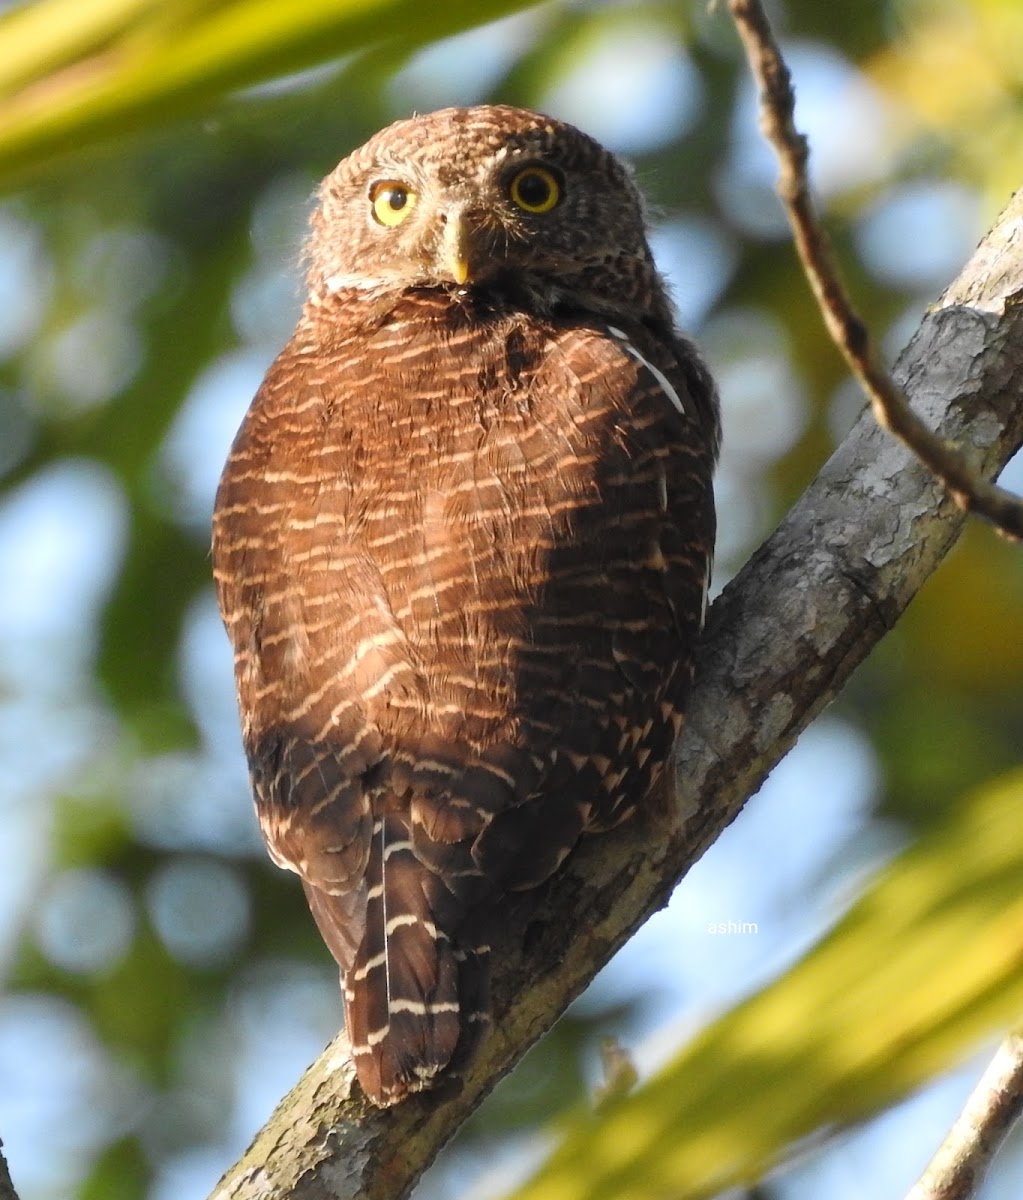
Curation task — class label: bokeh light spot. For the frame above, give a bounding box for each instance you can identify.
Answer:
[35,867,137,975]
[146,856,251,968]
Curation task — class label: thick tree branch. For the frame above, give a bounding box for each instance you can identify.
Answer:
[210,187,1023,1200]
[728,0,1023,540]
[904,1028,1023,1200]
[0,1138,20,1200]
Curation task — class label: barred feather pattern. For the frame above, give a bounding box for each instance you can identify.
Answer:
[212,106,719,1106]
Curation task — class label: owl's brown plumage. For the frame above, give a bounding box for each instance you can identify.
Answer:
[213,105,719,1106]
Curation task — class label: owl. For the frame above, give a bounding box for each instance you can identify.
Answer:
[213,105,719,1107]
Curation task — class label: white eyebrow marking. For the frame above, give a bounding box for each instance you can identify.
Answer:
[607,324,688,416]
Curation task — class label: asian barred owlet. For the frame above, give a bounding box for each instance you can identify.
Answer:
[213,105,719,1107]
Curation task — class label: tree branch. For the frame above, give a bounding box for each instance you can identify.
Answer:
[209,186,1023,1200]
[0,1138,21,1200]
[904,1028,1023,1200]
[728,0,1023,540]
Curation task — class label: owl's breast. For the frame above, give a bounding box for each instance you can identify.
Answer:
[335,308,566,737]
[217,295,707,760]
[339,304,690,745]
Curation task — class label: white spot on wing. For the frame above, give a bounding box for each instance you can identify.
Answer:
[656,464,668,512]
[607,325,688,416]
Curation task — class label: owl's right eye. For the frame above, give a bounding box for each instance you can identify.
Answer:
[370,180,418,227]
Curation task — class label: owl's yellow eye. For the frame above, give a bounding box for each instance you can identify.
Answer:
[508,165,561,214]
[370,180,417,227]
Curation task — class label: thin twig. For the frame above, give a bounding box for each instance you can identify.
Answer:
[727,0,1023,541]
[905,1029,1023,1200]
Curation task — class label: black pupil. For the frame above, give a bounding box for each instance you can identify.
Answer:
[517,171,551,207]
[385,187,407,211]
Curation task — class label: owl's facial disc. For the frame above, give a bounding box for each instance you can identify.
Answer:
[365,175,472,285]
[429,163,563,287]
[363,155,570,290]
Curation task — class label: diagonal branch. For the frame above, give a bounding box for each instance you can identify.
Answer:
[209,188,1023,1200]
[728,0,1023,541]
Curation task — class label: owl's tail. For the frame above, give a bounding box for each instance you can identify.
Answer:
[343,810,490,1106]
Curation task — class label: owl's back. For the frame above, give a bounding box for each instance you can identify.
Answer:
[214,102,718,1105]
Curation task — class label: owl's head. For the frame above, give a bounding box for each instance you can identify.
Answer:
[305,105,669,323]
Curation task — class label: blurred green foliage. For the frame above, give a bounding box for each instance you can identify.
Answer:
[0,1,1020,1199]
[0,0,542,189]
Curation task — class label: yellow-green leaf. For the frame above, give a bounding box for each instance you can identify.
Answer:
[510,768,1023,1200]
[0,0,540,190]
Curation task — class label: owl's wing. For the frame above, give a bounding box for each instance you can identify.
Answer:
[214,355,388,971]
[213,344,486,1101]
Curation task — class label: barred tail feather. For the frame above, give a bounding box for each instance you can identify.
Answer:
[343,811,488,1106]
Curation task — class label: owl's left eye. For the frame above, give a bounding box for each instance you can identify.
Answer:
[508,165,561,214]
[370,180,418,227]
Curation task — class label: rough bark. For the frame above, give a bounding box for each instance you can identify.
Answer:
[210,191,1023,1200]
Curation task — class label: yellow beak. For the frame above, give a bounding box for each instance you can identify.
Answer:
[439,209,472,285]
[449,255,470,287]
